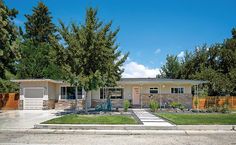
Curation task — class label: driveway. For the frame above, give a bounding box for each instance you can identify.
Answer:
[0,110,59,129]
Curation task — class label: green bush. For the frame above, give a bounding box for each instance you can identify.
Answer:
[170,102,181,108]
[123,99,130,112]
[179,105,186,110]
[194,99,199,109]
[221,104,230,114]
[149,100,159,112]
[191,109,198,113]
[206,107,213,113]
[0,79,19,93]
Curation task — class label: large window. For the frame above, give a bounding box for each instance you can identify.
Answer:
[171,88,184,94]
[100,88,123,99]
[150,88,158,94]
[61,87,82,99]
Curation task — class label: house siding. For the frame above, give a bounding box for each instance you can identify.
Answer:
[14,79,198,110]
[90,83,193,108]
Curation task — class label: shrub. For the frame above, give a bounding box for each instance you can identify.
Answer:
[149,100,159,112]
[170,102,181,108]
[191,109,198,113]
[0,79,19,93]
[123,99,130,112]
[206,107,213,113]
[194,99,199,109]
[221,104,230,114]
[179,105,186,110]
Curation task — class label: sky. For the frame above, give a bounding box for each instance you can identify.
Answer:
[5,0,236,78]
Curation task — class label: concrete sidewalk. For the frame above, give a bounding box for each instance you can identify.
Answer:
[132,109,174,126]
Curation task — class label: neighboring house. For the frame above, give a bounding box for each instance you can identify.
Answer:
[11,78,207,110]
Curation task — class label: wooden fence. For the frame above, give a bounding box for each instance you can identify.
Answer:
[0,93,19,110]
[192,96,236,110]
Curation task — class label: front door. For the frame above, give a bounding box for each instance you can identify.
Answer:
[132,87,140,105]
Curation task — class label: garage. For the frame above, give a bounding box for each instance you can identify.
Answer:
[24,88,44,110]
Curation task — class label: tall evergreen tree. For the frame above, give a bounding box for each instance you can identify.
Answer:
[58,8,128,112]
[0,0,19,79]
[24,1,56,44]
[17,1,63,79]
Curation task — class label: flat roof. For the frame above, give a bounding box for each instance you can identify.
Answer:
[11,79,64,84]
[118,78,208,85]
[11,78,208,85]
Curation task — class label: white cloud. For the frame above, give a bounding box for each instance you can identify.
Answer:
[122,61,160,78]
[177,51,185,58]
[155,48,161,54]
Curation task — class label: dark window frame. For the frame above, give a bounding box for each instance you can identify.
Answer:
[149,87,158,94]
[61,86,82,100]
[171,87,184,94]
[100,88,123,99]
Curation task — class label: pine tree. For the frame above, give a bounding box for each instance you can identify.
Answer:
[58,8,128,112]
[17,1,62,79]
[0,0,19,79]
[24,1,56,44]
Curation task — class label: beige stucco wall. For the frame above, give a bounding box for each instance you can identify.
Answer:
[140,84,192,94]
[19,81,48,96]
[48,82,58,100]
[91,83,192,100]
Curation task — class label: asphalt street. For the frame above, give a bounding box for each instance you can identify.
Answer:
[0,130,236,145]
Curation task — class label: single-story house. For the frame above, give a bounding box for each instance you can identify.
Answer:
[11,78,207,110]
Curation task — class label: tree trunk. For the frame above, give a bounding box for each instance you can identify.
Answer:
[85,91,88,113]
[75,87,78,112]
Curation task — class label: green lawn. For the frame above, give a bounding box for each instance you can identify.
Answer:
[157,113,236,125]
[42,114,138,124]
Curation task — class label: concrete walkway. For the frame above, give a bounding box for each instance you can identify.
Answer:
[133,109,174,126]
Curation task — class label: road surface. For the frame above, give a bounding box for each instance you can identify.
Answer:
[0,130,236,145]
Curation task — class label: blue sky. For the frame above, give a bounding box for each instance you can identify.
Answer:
[6,0,236,77]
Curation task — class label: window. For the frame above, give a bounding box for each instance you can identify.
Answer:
[61,87,82,99]
[150,88,158,94]
[171,88,184,94]
[61,87,66,99]
[67,87,76,99]
[100,88,123,99]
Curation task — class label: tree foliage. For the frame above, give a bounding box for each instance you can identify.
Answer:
[57,8,128,90]
[24,2,57,44]
[17,1,64,79]
[160,29,236,96]
[56,8,128,111]
[160,55,181,79]
[0,0,19,79]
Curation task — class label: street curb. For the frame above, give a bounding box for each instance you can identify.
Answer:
[177,125,236,130]
[34,124,236,131]
[34,124,176,130]
[0,129,235,135]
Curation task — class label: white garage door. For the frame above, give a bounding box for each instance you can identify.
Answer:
[24,88,44,110]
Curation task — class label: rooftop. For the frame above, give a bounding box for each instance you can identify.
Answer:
[11,78,208,85]
[118,78,208,85]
